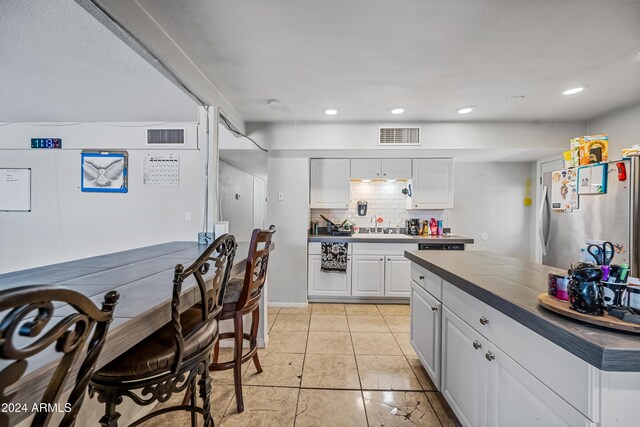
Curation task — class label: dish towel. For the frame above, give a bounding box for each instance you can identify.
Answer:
[321,242,348,273]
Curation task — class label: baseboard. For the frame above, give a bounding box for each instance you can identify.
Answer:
[267,302,308,308]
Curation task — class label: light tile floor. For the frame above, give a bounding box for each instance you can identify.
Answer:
[143,303,461,426]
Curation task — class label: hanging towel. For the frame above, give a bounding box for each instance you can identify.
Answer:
[321,242,348,273]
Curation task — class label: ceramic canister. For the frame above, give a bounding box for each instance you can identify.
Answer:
[548,274,570,301]
[627,285,640,310]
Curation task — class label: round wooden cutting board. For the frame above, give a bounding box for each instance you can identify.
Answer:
[538,293,640,334]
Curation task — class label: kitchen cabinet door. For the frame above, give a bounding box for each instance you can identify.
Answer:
[410,281,441,388]
[351,159,381,180]
[352,255,385,297]
[483,343,595,427]
[310,159,351,208]
[441,307,486,427]
[385,256,411,297]
[381,158,412,180]
[410,158,454,209]
[307,255,352,297]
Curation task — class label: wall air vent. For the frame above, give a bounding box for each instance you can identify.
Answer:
[146,128,185,145]
[378,127,421,146]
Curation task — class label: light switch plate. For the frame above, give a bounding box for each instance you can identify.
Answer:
[277,191,285,201]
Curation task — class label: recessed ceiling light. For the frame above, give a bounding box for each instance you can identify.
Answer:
[391,108,405,115]
[324,108,338,115]
[563,87,585,95]
[456,105,475,114]
[267,99,282,109]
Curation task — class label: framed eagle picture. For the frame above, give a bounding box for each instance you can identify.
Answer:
[81,151,129,193]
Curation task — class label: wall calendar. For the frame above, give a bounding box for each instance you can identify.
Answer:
[144,154,180,186]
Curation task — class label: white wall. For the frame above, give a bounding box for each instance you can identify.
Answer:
[248,121,585,155]
[266,156,310,304]
[0,111,216,273]
[587,102,640,158]
[452,163,532,259]
[219,160,261,243]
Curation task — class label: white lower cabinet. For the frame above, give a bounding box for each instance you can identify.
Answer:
[441,307,595,427]
[410,280,441,388]
[352,255,385,296]
[441,307,485,427]
[484,343,595,427]
[385,256,412,297]
[307,255,351,296]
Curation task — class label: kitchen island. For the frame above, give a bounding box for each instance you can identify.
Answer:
[405,249,640,427]
[307,233,474,301]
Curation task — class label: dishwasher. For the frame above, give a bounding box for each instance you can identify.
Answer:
[418,243,465,251]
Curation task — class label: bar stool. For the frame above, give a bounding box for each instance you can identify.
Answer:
[209,226,276,413]
[0,285,119,427]
[89,234,236,427]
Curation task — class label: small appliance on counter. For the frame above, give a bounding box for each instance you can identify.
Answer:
[357,200,368,216]
[406,219,420,235]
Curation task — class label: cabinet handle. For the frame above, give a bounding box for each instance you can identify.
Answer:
[431,306,438,312]
[419,275,425,280]
[383,173,387,176]
[379,258,384,261]
[472,341,482,350]
[479,316,489,325]
[485,351,495,362]
[415,204,418,208]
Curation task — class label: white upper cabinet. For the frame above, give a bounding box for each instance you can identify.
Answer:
[310,159,351,208]
[381,159,412,180]
[410,158,454,209]
[351,159,382,180]
[351,158,412,180]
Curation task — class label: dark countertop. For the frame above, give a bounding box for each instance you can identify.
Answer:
[404,250,640,372]
[309,233,474,244]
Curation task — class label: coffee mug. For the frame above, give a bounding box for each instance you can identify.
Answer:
[548,274,570,301]
[627,285,640,310]
[601,282,626,307]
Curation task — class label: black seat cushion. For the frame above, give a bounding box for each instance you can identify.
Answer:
[223,278,244,303]
[94,307,218,381]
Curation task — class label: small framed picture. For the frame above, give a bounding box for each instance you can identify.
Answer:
[81,151,128,193]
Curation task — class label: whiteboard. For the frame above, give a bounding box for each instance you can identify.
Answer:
[0,168,31,211]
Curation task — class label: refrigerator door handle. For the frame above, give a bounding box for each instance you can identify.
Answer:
[539,186,550,256]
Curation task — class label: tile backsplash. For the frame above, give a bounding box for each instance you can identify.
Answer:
[310,180,450,230]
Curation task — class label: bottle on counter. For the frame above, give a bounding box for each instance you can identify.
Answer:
[437,220,443,235]
[421,220,429,236]
[430,218,438,235]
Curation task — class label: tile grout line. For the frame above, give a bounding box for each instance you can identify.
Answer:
[346,309,371,427]
[292,304,312,426]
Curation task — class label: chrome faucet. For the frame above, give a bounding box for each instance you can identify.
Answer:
[370,215,378,233]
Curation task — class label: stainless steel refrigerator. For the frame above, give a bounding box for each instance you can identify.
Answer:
[540,157,638,273]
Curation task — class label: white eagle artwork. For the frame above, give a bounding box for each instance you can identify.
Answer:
[83,157,125,188]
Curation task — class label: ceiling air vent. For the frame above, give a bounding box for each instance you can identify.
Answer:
[146,128,185,145]
[378,127,420,146]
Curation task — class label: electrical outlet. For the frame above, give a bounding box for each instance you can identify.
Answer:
[185,211,192,221]
[277,191,285,201]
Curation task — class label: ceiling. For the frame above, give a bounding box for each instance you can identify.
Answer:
[0,0,199,122]
[99,0,640,122]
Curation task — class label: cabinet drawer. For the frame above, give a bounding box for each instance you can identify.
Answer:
[443,281,599,421]
[411,264,442,301]
[308,242,352,256]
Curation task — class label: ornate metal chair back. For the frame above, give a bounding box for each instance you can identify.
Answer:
[0,286,119,427]
[169,234,237,372]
